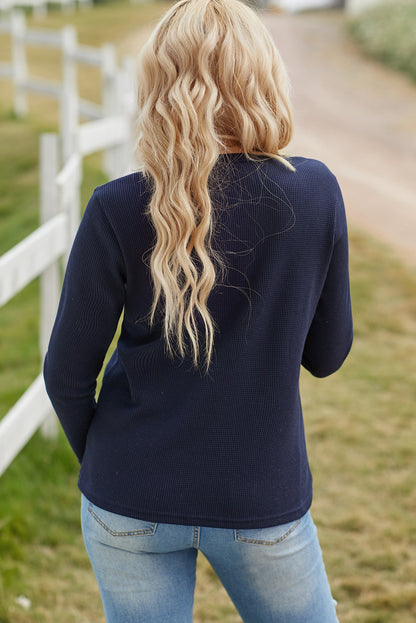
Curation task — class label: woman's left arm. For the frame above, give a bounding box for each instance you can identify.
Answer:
[43,189,126,462]
[301,184,353,378]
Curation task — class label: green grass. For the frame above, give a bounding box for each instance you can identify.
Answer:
[348,0,416,83]
[301,232,416,623]
[1,1,416,621]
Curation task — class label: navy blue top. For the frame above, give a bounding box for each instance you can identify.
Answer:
[44,154,353,529]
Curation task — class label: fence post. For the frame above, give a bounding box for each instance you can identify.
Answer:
[11,11,28,117]
[119,55,136,174]
[33,0,47,19]
[64,155,82,264]
[62,0,76,13]
[101,43,119,178]
[61,25,78,163]
[39,133,60,439]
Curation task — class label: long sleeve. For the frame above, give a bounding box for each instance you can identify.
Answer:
[43,190,126,461]
[301,187,353,378]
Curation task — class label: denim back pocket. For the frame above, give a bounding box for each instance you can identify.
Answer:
[87,502,158,537]
[81,496,160,555]
[88,502,157,536]
[234,513,307,546]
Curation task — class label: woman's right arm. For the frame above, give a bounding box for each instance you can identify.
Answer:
[43,190,126,462]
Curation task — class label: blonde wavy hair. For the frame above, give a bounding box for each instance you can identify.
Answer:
[136,0,294,371]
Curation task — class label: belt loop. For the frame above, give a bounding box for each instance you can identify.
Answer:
[192,525,200,549]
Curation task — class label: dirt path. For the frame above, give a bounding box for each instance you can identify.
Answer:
[263,10,416,267]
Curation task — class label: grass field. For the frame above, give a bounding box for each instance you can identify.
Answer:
[1,2,416,622]
[348,0,416,84]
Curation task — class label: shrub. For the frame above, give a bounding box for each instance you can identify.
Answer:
[348,0,416,83]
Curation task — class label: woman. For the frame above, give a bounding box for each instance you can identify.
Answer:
[44,0,353,621]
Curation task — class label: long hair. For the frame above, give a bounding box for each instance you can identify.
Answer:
[136,0,294,371]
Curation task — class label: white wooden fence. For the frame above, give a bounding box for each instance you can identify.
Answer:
[0,116,133,476]
[0,0,91,19]
[0,17,135,476]
[0,11,134,168]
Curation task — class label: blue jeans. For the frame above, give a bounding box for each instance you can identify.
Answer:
[81,494,338,623]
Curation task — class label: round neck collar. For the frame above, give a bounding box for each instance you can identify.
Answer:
[218,152,266,159]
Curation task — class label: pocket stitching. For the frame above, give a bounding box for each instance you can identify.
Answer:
[87,504,157,537]
[234,518,302,545]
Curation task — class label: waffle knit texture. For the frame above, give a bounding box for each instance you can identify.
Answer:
[44,154,353,529]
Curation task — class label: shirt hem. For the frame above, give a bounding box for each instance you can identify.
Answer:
[79,482,313,530]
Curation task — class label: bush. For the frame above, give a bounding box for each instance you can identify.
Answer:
[348,0,416,83]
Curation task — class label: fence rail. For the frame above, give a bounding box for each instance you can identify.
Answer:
[0,214,68,307]
[0,375,54,476]
[0,62,11,76]
[0,0,92,17]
